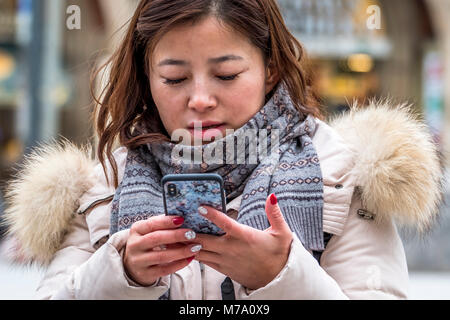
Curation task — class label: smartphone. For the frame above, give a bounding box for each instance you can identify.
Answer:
[161,173,226,236]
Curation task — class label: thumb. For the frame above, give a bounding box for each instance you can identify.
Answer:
[265,193,290,233]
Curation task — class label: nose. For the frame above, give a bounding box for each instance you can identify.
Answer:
[187,81,217,112]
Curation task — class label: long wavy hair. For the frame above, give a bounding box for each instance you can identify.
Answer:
[91,0,323,188]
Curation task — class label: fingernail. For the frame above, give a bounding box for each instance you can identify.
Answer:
[185,230,196,240]
[198,206,208,215]
[270,193,277,205]
[187,256,195,263]
[173,217,184,225]
[190,244,202,253]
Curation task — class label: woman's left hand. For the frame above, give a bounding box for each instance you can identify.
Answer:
[193,193,293,290]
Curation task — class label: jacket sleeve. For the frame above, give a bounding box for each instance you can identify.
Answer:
[237,192,409,300]
[34,147,170,300]
[34,205,170,300]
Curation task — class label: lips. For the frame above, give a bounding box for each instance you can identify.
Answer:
[187,121,226,140]
[188,121,224,129]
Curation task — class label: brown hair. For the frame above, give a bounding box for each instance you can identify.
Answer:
[91,0,323,188]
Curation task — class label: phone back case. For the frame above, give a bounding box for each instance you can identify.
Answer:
[162,175,226,235]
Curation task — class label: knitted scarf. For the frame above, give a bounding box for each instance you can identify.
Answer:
[109,83,325,253]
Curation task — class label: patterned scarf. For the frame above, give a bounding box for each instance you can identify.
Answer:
[109,83,325,253]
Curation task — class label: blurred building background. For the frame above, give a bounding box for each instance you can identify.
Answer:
[0,0,450,298]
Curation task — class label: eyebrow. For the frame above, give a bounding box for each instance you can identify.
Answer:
[157,55,244,67]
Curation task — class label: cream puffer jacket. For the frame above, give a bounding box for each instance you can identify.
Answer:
[2,102,443,300]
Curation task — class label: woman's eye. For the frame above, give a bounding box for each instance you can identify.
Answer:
[163,78,186,85]
[218,74,239,81]
[163,74,239,85]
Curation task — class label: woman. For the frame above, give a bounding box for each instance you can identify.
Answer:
[2,0,443,299]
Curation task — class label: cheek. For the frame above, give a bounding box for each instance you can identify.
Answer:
[226,79,266,127]
[150,81,185,134]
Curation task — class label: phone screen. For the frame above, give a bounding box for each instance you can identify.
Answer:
[162,174,226,235]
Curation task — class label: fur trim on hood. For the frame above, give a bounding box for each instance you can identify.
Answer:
[329,101,444,233]
[1,102,444,267]
[1,139,97,266]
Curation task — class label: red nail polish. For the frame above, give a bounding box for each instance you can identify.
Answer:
[187,256,195,263]
[173,217,184,225]
[270,193,277,205]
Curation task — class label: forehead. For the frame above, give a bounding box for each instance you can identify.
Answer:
[150,16,259,66]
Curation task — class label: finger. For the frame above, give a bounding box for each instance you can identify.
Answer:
[131,215,185,235]
[152,243,185,252]
[135,244,203,267]
[137,228,198,251]
[198,205,244,237]
[194,249,222,265]
[194,233,229,253]
[149,256,197,278]
[265,194,290,233]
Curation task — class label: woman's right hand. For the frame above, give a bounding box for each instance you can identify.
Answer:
[123,215,201,287]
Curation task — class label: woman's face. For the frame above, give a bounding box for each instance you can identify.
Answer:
[148,16,278,144]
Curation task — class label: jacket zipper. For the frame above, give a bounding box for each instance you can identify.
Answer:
[199,261,205,299]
